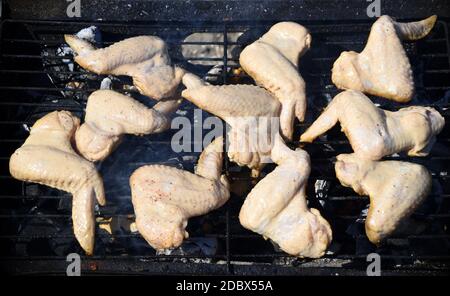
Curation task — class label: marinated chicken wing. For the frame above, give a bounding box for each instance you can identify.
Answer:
[182,73,281,176]
[332,15,437,102]
[75,90,176,162]
[239,134,332,258]
[9,111,105,255]
[130,137,229,250]
[64,35,185,100]
[300,90,444,160]
[335,153,432,244]
[240,22,311,140]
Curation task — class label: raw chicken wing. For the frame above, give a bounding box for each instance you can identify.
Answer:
[75,90,176,162]
[182,73,281,176]
[240,22,311,140]
[332,15,437,102]
[239,134,332,258]
[130,137,230,250]
[64,35,185,100]
[335,153,432,244]
[9,111,105,255]
[300,90,444,160]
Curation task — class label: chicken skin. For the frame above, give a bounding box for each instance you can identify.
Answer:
[9,111,105,255]
[332,15,437,102]
[182,73,281,176]
[335,153,432,244]
[64,35,185,100]
[75,90,175,162]
[239,134,332,258]
[240,22,311,140]
[130,137,229,250]
[300,90,445,160]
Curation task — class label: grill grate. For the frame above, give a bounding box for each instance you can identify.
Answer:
[0,19,449,275]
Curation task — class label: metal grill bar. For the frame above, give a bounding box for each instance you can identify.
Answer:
[6,84,446,92]
[0,233,448,240]
[2,171,450,180]
[0,255,228,260]
[2,254,447,261]
[1,213,449,220]
[0,194,449,200]
[4,37,448,45]
[221,22,232,274]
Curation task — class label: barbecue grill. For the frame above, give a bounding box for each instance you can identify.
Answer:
[0,0,449,276]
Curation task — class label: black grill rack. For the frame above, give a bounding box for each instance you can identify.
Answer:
[0,19,449,276]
